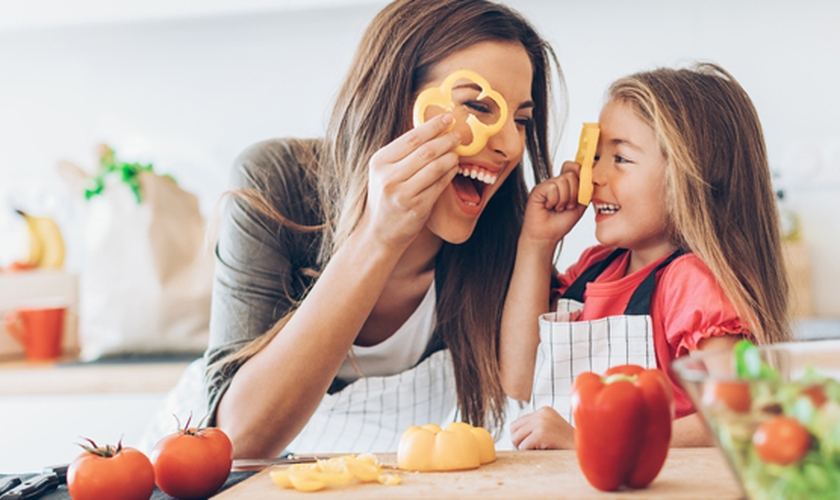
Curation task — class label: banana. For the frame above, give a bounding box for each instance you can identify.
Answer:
[16,210,65,269]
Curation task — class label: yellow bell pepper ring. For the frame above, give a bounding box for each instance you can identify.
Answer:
[397,422,496,472]
[575,123,600,206]
[413,69,509,157]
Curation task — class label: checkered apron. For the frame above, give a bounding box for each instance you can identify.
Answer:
[285,348,457,454]
[529,249,683,424]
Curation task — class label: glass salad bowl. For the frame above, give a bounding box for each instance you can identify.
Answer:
[671,339,840,500]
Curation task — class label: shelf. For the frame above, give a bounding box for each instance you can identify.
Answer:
[0,0,386,31]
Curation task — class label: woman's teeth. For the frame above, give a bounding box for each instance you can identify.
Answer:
[458,166,498,185]
[594,203,620,214]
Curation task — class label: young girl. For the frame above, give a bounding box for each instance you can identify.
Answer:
[499,63,791,450]
[204,0,564,458]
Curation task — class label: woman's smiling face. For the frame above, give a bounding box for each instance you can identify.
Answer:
[591,98,674,260]
[420,40,534,244]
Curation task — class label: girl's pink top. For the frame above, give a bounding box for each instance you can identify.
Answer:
[556,245,749,418]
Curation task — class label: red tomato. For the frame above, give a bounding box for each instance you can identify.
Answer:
[801,384,828,407]
[2,261,35,273]
[701,380,752,413]
[752,416,811,465]
[151,424,233,499]
[67,439,155,500]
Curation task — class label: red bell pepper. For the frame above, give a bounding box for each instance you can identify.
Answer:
[571,364,675,491]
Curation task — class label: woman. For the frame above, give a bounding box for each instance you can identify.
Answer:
[205,0,565,459]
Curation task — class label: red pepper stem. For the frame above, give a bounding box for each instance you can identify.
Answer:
[603,373,637,385]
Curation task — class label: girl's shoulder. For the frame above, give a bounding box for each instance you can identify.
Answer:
[661,252,716,283]
[657,252,735,310]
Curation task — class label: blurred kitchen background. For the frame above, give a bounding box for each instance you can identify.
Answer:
[1,0,839,471]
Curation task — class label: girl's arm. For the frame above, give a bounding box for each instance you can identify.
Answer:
[500,161,587,401]
[215,115,461,458]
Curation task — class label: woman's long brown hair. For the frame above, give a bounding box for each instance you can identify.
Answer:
[608,63,790,344]
[218,0,565,430]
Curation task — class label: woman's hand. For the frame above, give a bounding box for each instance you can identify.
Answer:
[364,114,461,249]
[521,161,588,246]
[510,406,576,450]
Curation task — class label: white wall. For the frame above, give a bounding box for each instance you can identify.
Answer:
[1,0,839,315]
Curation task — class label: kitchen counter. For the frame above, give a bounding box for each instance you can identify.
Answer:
[0,356,193,395]
[214,448,743,499]
[0,356,196,473]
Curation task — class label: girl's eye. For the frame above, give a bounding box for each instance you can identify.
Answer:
[615,155,629,163]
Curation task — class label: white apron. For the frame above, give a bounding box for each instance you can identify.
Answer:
[529,249,684,423]
[286,348,457,454]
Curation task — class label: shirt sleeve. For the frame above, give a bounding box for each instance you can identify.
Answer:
[656,254,751,357]
[203,138,322,425]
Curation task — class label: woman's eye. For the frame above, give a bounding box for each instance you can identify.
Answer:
[465,101,491,114]
[515,117,532,127]
[615,155,629,163]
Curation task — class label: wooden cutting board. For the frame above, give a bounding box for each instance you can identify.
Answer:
[213,448,743,499]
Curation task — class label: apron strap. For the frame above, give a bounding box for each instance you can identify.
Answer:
[623,249,686,315]
[561,248,627,303]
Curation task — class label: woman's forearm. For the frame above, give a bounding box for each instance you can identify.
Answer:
[499,237,556,401]
[216,223,405,458]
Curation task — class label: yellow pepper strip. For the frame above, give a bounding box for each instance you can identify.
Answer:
[413,69,509,157]
[270,454,400,492]
[378,474,402,485]
[575,123,600,206]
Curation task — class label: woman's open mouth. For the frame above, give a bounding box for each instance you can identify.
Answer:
[452,165,499,207]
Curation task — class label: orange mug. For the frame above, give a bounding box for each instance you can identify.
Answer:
[4,307,66,361]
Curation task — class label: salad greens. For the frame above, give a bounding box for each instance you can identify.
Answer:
[710,340,840,500]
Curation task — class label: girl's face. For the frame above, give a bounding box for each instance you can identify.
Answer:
[421,40,534,244]
[591,99,674,262]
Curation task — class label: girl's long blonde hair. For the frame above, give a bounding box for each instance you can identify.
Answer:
[609,63,790,344]
[218,0,565,429]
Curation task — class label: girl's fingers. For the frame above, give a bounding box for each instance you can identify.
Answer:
[559,161,582,209]
[534,175,575,212]
[372,114,456,165]
[559,160,581,176]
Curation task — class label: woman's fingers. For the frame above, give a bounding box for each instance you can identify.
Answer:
[371,113,457,167]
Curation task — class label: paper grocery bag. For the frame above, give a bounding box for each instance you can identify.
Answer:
[60,160,213,360]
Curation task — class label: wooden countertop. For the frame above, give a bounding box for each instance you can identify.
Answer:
[214,448,743,499]
[0,356,193,395]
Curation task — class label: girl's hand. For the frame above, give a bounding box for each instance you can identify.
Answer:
[510,406,576,450]
[363,114,461,249]
[521,161,588,245]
